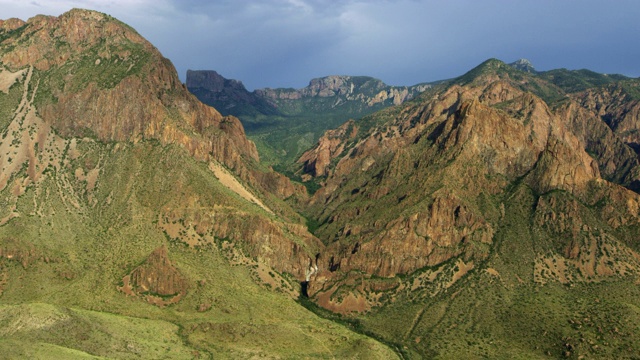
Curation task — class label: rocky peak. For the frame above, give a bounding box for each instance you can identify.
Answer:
[186,70,247,93]
[1,8,306,205]
[509,58,536,73]
[296,64,640,313]
[303,75,384,97]
[255,75,393,100]
[1,9,152,72]
[0,18,26,31]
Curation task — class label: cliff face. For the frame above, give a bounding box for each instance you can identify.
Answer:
[298,60,640,314]
[253,75,430,108]
[566,84,640,186]
[186,71,431,115]
[0,9,308,201]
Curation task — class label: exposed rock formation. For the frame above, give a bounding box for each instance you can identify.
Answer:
[0,8,318,300]
[298,120,357,177]
[254,75,430,107]
[187,71,433,168]
[508,58,536,73]
[298,59,640,313]
[0,9,302,201]
[119,245,187,307]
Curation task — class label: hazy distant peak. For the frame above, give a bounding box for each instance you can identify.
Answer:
[509,58,536,73]
[186,70,247,92]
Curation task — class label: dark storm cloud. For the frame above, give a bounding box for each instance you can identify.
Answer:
[1,0,639,89]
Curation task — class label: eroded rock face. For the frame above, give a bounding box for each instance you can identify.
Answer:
[0,9,303,202]
[158,206,323,277]
[298,61,640,312]
[254,75,430,106]
[119,246,187,307]
[558,84,640,188]
[298,120,358,177]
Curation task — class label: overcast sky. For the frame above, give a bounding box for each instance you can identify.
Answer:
[2,0,639,90]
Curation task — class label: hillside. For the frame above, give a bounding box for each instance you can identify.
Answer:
[297,58,640,358]
[187,70,431,170]
[0,9,398,358]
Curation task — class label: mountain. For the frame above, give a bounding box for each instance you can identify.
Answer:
[187,70,431,170]
[508,58,536,73]
[185,70,278,118]
[297,58,640,358]
[0,9,398,358]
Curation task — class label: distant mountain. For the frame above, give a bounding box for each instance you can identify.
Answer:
[508,58,536,72]
[187,70,431,169]
[186,69,278,117]
[0,9,397,358]
[297,58,640,358]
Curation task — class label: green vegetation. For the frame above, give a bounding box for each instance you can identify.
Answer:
[539,68,629,94]
[189,73,432,169]
[5,8,640,358]
[0,74,23,130]
[0,139,398,358]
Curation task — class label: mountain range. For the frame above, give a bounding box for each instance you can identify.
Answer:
[187,69,432,170]
[2,8,640,359]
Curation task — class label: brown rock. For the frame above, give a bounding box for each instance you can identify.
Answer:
[119,245,187,307]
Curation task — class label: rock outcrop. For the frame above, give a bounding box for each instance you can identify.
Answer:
[187,71,433,168]
[254,75,430,107]
[0,8,318,297]
[119,245,188,307]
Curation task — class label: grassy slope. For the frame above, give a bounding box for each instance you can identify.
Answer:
[347,184,640,359]
[0,140,398,359]
[0,64,398,358]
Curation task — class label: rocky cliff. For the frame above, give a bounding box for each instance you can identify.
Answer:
[298,59,640,318]
[254,75,430,106]
[0,9,307,201]
[0,9,404,358]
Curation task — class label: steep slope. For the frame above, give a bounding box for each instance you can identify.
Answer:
[0,9,398,358]
[187,70,431,169]
[298,59,640,358]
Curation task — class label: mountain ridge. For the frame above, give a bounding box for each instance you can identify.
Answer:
[4,7,640,359]
[293,57,640,357]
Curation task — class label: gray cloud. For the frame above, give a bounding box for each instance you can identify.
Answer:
[1,0,639,89]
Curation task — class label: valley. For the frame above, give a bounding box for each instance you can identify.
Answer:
[2,7,640,359]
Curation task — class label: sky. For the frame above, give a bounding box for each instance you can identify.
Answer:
[2,0,639,90]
